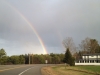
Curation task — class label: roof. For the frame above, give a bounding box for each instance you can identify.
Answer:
[83,53,100,56]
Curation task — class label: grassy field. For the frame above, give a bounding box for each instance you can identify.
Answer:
[53,65,100,75]
[74,66,100,73]
[51,66,92,75]
[42,65,100,75]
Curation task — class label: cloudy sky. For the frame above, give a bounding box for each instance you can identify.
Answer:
[0,0,100,56]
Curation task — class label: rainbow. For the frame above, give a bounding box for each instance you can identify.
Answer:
[5,1,47,54]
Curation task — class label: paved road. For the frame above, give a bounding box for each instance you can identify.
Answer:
[0,64,47,75]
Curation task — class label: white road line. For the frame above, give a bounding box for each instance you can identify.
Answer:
[18,67,34,75]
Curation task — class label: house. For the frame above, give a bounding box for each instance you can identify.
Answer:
[75,53,100,65]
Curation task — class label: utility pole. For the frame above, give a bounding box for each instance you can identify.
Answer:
[32,54,33,64]
[29,54,30,65]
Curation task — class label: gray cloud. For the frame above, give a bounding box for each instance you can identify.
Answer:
[0,0,100,55]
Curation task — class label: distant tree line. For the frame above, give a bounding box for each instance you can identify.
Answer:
[62,37,100,66]
[63,37,100,54]
[0,49,25,65]
[25,53,64,64]
[0,48,64,65]
[73,37,100,60]
[1,37,100,65]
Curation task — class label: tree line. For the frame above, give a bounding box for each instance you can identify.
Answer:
[63,37,100,62]
[62,37,100,66]
[0,49,64,65]
[0,37,100,66]
[74,37,100,60]
[63,37,100,54]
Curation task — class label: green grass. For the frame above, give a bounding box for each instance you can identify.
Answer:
[52,65,94,75]
[52,65,100,75]
[75,66,100,73]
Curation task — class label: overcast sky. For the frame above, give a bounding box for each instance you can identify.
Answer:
[0,0,100,56]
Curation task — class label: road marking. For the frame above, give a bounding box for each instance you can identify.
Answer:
[18,67,34,75]
[0,65,31,72]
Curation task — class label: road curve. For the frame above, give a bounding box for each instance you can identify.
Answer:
[0,64,47,75]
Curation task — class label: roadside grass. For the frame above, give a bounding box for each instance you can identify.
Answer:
[52,65,94,75]
[42,65,100,75]
[74,66,100,73]
[51,65,100,75]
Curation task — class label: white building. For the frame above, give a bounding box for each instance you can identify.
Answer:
[75,53,100,65]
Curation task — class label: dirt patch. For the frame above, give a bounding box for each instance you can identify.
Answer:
[41,66,60,75]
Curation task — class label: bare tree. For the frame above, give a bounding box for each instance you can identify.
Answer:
[62,37,76,54]
[79,37,90,53]
[79,37,99,54]
[89,39,99,54]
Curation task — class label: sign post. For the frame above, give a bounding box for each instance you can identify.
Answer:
[45,60,48,66]
[65,63,66,69]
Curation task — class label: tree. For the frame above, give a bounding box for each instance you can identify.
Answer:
[0,48,6,58]
[45,54,52,64]
[89,39,99,53]
[0,56,8,65]
[96,46,100,53]
[25,54,29,64]
[19,55,25,64]
[10,55,20,64]
[59,53,64,63]
[79,37,90,53]
[0,48,7,64]
[63,48,75,66]
[62,37,76,54]
[79,37,100,54]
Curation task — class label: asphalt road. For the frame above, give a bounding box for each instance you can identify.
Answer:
[0,64,47,75]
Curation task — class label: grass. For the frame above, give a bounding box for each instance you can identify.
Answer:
[42,65,100,75]
[75,66,100,73]
[51,65,94,75]
[51,65,100,75]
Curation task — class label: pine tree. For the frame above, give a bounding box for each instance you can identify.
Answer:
[63,48,75,66]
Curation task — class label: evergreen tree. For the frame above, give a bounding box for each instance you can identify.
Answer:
[0,48,6,58]
[63,48,75,66]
